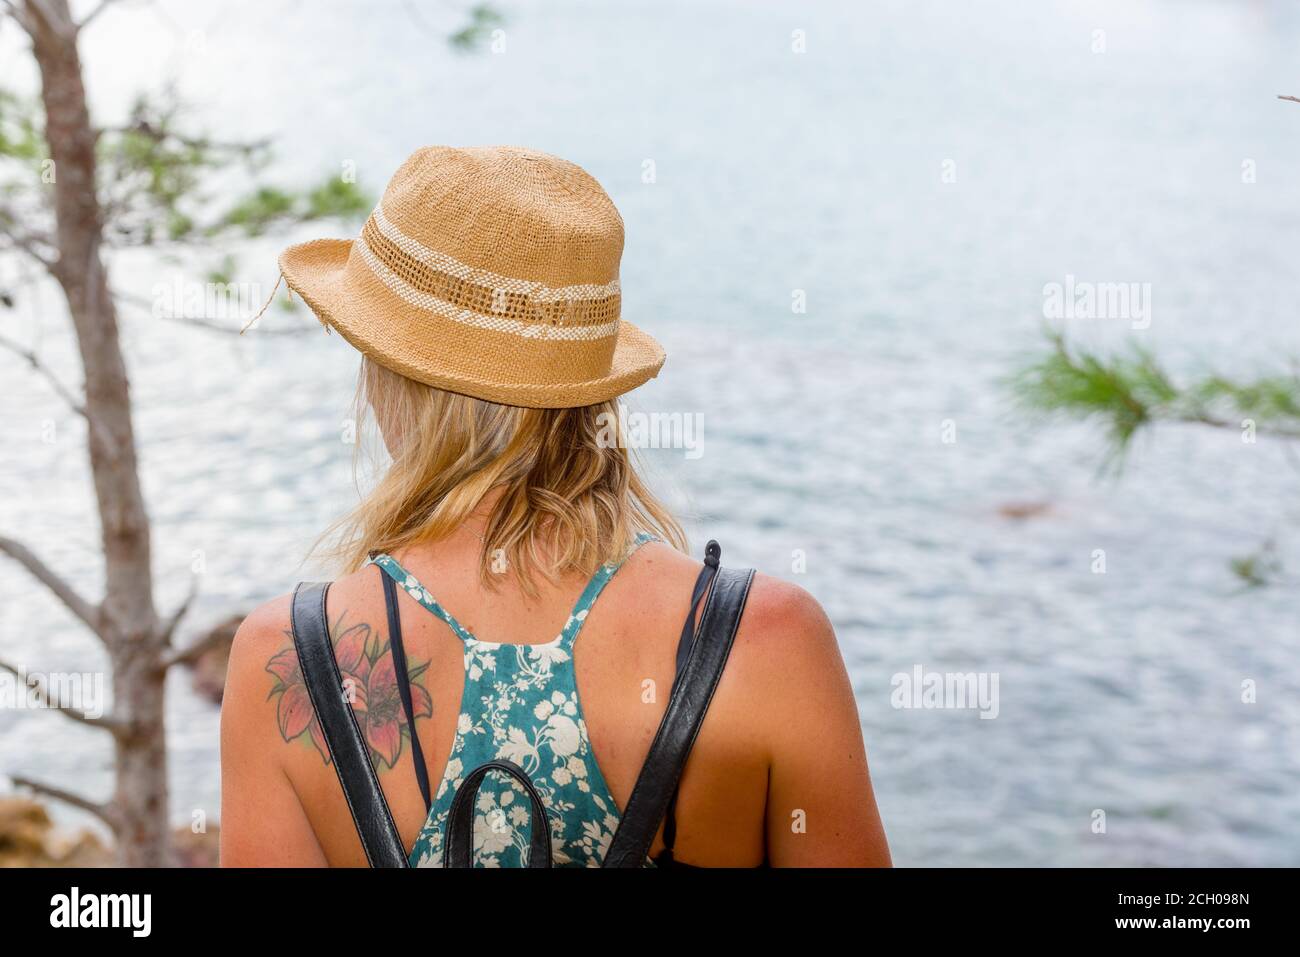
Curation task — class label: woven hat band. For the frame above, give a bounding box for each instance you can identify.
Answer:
[342,247,619,386]
[360,203,621,334]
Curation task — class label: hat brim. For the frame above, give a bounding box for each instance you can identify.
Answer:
[277,238,666,409]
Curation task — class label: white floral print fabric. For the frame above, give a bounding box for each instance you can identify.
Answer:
[370,533,653,867]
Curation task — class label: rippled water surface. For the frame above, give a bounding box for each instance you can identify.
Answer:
[2,0,1299,865]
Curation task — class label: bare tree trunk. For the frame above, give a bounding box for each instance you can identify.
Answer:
[24,0,169,867]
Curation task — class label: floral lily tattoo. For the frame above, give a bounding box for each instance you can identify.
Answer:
[266,613,432,769]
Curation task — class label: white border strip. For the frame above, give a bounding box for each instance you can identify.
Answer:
[355,236,621,342]
[370,203,621,302]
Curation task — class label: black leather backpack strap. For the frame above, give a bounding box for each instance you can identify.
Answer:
[659,540,720,859]
[602,562,755,868]
[290,581,409,868]
[443,760,553,868]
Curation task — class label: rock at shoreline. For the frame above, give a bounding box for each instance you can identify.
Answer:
[997,500,1053,521]
[0,797,109,867]
[0,796,222,867]
[171,824,221,868]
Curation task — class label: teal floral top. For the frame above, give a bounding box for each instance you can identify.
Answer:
[369,533,653,867]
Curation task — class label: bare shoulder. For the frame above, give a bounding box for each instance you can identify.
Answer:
[222,594,296,743]
[638,549,847,726]
[234,593,294,644]
[628,543,838,662]
[739,573,833,637]
[725,575,850,736]
[731,573,840,673]
[692,568,855,766]
[227,593,295,685]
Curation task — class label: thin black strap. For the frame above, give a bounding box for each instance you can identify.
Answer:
[603,561,755,868]
[290,582,408,868]
[444,760,553,868]
[662,540,722,857]
[381,570,432,815]
[675,541,720,674]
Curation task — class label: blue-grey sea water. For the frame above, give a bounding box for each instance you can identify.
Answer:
[2,0,1298,865]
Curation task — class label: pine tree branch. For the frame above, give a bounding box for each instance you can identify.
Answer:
[1011,332,1300,463]
[1183,412,1300,440]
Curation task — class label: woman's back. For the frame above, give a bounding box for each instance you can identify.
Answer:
[219,145,888,867]
[222,525,889,866]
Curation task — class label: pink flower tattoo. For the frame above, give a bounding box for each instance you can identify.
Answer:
[266,615,432,769]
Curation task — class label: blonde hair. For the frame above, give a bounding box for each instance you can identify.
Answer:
[323,356,686,592]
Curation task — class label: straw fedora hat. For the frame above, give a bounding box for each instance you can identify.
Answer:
[277,146,665,409]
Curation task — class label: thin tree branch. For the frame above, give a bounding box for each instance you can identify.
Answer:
[0,658,124,733]
[0,535,103,638]
[114,286,314,336]
[10,774,114,826]
[22,0,75,39]
[1184,412,1300,441]
[0,332,121,452]
[156,575,197,648]
[97,119,271,156]
[161,623,233,673]
[162,311,314,337]
[76,0,119,31]
[0,331,88,417]
[1279,95,1300,104]
[0,211,59,270]
[1,0,37,34]
[0,231,57,270]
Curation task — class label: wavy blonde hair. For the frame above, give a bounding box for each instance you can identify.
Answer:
[322,356,686,592]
